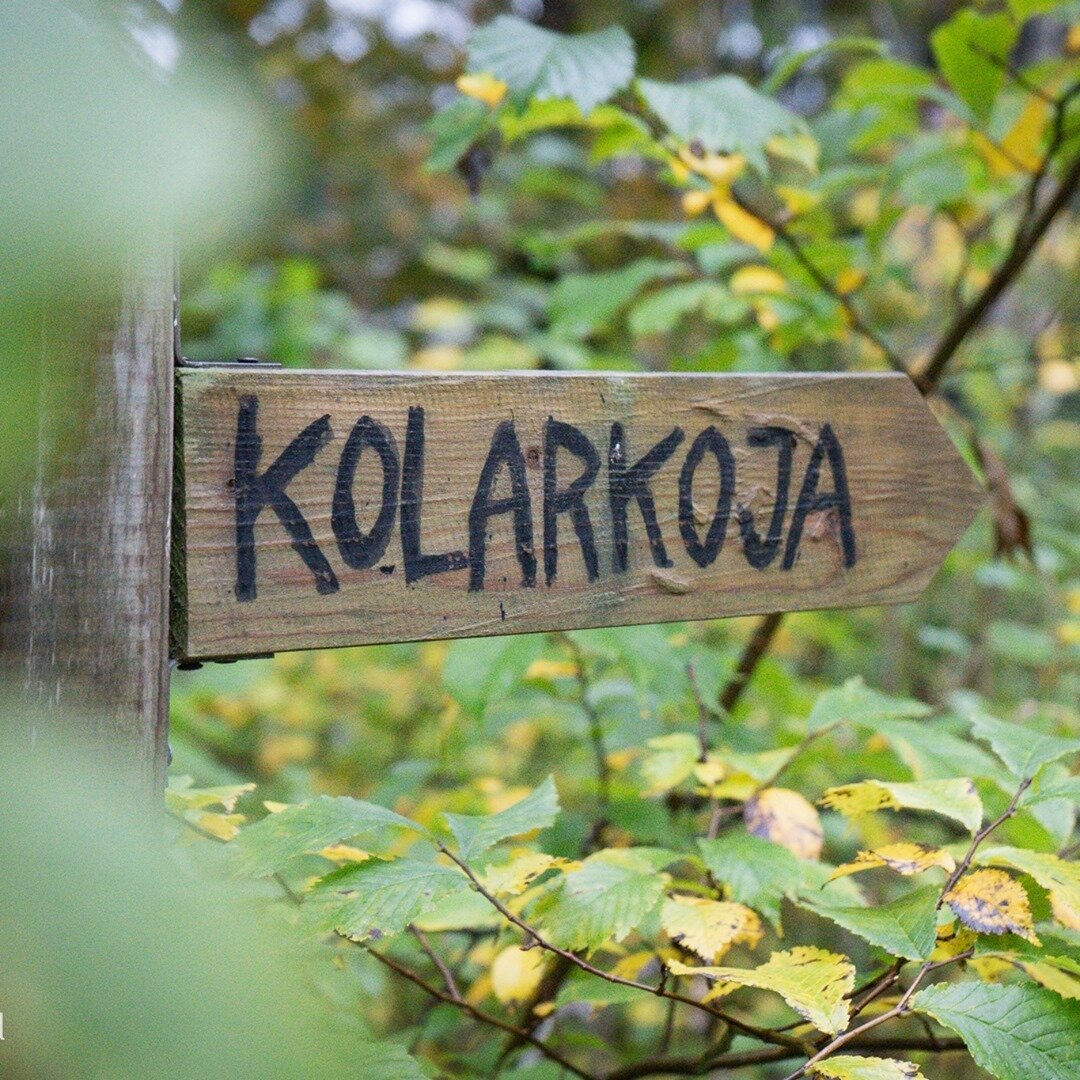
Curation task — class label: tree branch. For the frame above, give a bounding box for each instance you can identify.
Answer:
[367,946,596,1080]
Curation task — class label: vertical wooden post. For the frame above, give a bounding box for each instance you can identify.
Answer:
[0,238,175,794]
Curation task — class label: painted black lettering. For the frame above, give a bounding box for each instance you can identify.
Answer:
[782,423,856,570]
[400,406,467,584]
[468,420,536,592]
[609,422,685,572]
[233,394,338,602]
[738,426,797,570]
[332,415,399,571]
[543,418,600,585]
[678,426,735,568]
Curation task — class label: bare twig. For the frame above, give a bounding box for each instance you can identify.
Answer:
[409,924,463,1002]
[367,947,596,1080]
[718,611,786,715]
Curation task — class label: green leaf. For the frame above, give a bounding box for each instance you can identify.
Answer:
[539,848,670,951]
[976,846,1080,912]
[628,281,745,336]
[762,37,886,94]
[669,946,855,1034]
[913,982,1080,1080]
[931,10,1018,124]
[468,16,635,113]
[640,733,700,794]
[549,259,686,339]
[810,1056,926,1080]
[231,797,424,877]
[308,855,469,941]
[637,75,805,172]
[1025,776,1080,806]
[698,833,802,930]
[1006,0,1071,15]
[820,778,983,834]
[425,98,492,172]
[807,677,930,734]
[443,775,560,861]
[964,708,1080,779]
[798,885,939,961]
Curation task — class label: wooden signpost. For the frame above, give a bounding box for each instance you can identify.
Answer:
[171,368,983,662]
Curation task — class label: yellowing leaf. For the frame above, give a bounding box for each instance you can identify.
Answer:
[931,922,977,962]
[976,848,1080,917]
[819,779,983,834]
[165,778,255,814]
[681,189,711,216]
[693,755,728,788]
[745,788,823,860]
[944,869,1039,943]
[481,851,567,896]
[196,811,244,842]
[776,185,821,216]
[1019,961,1080,1001]
[661,896,762,962]
[641,733,701,795]
[810,1056,926,1080]
[455,72,508,108]
[523,658,579,681]
[714,198,775,253]
[1000,94,1051,174]
[319,844,371,865]
[835,268,866,295]
[829,843,957,881]
[669,946,854,1034]
[677,146,747,184]
[730,264,787,295]
[491,945,548,1004]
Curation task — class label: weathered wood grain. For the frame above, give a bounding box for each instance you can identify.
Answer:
[173,369,983,661]
[0,238,175,791]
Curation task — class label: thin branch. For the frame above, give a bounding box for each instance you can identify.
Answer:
[686,662,713,762]
[937,775,1033,907]
[917,149,1080,392]
[783,952,973,1080]
[367,947,596,1080]
[437,841,810,1052]
[718,611,786,715]
[561,633,610,818]
[409,924,463,1003]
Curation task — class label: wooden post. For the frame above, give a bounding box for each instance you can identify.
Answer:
[0,238,175,793]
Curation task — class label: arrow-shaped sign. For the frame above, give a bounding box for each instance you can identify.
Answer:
[171,370,983,662]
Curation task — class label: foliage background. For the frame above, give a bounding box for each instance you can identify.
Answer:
[16,0,1080,1077]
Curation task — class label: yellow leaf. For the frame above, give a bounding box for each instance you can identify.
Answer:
[931,923,977,962]
[1000,94,1051,174]
[641,733,701,795]
[667,155,691,183]
[319,844,371,865]
[835,268,866,296]
[661,896,763,962]
[1019,960,1080,1001]
[745,788,823,860]
[611,950,656,980]
[455,72,508,108]
[848,188,880,226]
[753,300,781,332]
[165,779,255,814]
[1039,359,1079,394]
[819,779,982,834]
[491,946,548,1005]
[681,189,712,217]
[810,1055,927,1080]
[1069,22,1080,54]
[195,811,244,842]
[828,843,957,881]
[1051,889,1080,931]
[714,198,775,253]
[776,185,821,216]
[730,265,787,295]
[976,847,1080,917]
[481,851,565,896]
[693,755,728,788]
[263,800,290,814]
[523,658,579,681]
[669,946,855,1034]
[943,869,1040,943]
[678,146,747,185]
[970,955,1013,981]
